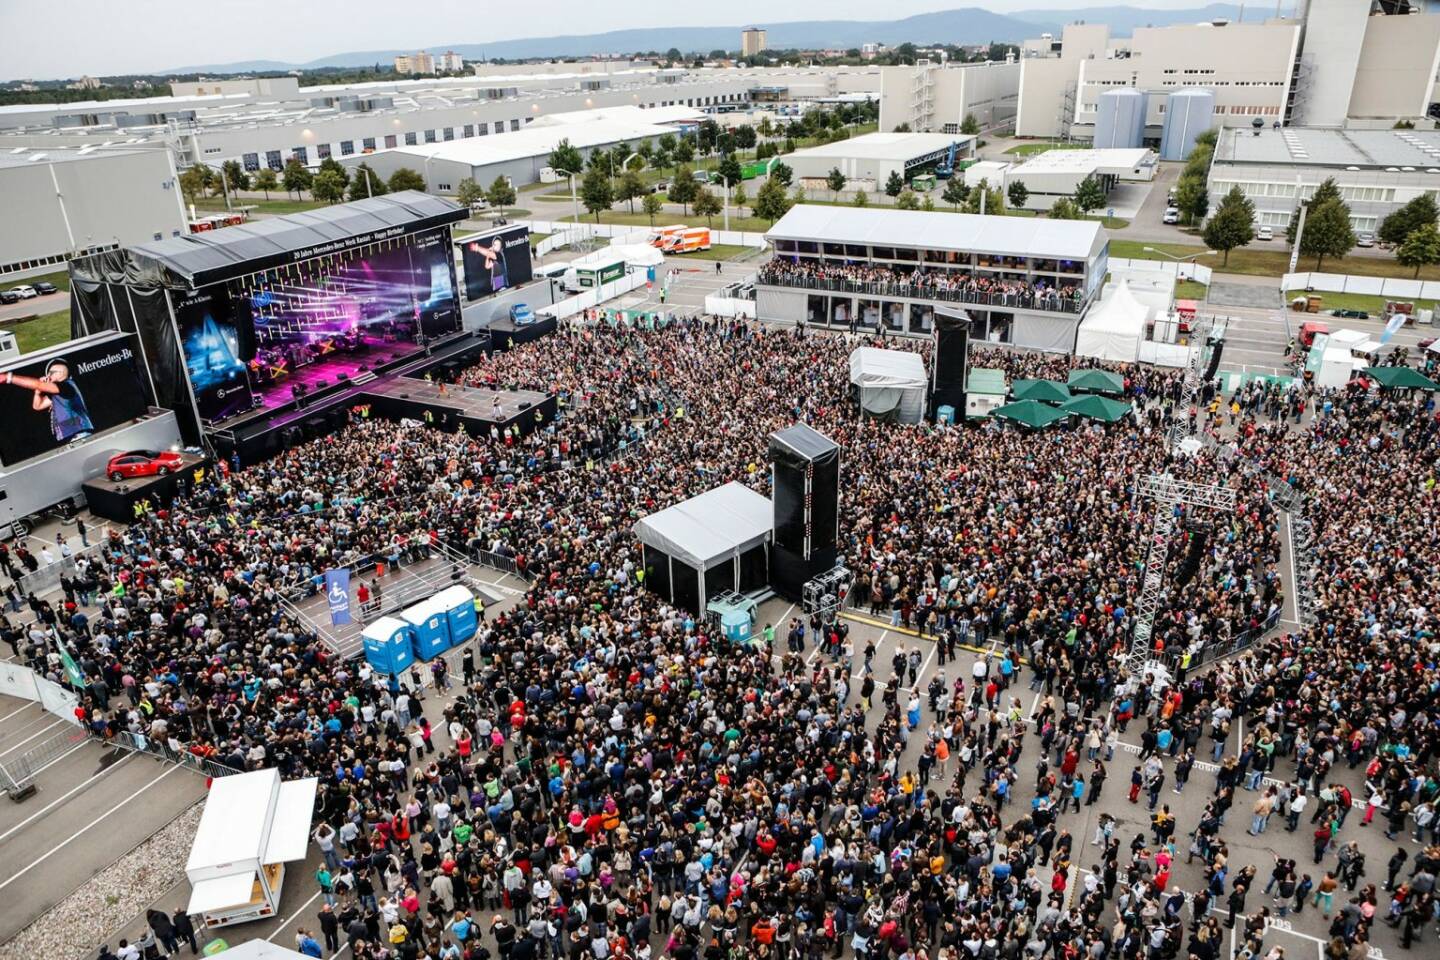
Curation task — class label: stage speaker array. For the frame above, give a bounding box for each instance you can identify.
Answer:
[932,309,970,419]
[1204,337,1225,382]
[768,423,841,600]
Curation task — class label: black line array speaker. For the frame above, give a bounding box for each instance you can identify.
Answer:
[768,423,841,599]
[932,309,970,418]
[1204,337,1225,382]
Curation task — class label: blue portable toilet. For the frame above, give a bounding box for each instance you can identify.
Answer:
[936,404,956,425]
[362,616,415,675]
[721,608,752,645]
[402,597,452,660]
[433,584,479,645]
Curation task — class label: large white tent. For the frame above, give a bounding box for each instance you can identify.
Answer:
[633,481,773,612]
[848,347,928,423]
[1075,280,1148,363]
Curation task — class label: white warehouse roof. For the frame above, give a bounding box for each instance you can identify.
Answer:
[766,205,1107,262]
[1009,148,1155,178]
[787,131,974,162]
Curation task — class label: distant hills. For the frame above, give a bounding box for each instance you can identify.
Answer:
[163,4,1267,76]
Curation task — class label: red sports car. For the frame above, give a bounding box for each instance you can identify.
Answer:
[106,449,183,482]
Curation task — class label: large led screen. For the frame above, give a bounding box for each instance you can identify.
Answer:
[460,225,533,301]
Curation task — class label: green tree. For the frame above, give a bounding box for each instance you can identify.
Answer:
[179,164,211,203]
[966,178,1003,215]
[1301,197,1356,270]
[756,116,774,140]
[1174,174,1209,225]
[281,158,311,199]
[672,138,695,166]
[921,195,936,212]
[884,171,904,197]
[657,133,678,156]
[585,149,609,173]
[826,167,847,201]
[770,162,793,187]
[732,183,749,217]
[668,166,699,215]
[253,167,278,200]
[1397,223,1440,278]
[387,168,426,192]
[1202,186,1256,266]
[642,191,665,226]
[1007,180,1029,210]
[941,177,969,210]
[1049,197,1081,220]
[579,165,613,222]
[616,170,646,213]
[1192,128,1219,152]
[733,125,757,150]
[347,162,386,201]
[694,190,722,226]
[960,113,981,136]
[318,157,350,192]
[754,177,793,222]
[896,189,919,211]
[548,138,584,177]
[456,178,485,208]
[1287,177,1342,244]
[487,175,517,216]
[892,122,912,133]
[1073,175,1105,215]
[715,153,743,188]
[853,190,869,207]
[792,185,807,207]
[1379,193,1440,247]
[312,169,347,204]
[220,159,249,195]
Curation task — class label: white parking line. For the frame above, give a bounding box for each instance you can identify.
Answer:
[0,763,182,892]
[0,750,133,844]
[0,716,66,757]
[0,701,38,723]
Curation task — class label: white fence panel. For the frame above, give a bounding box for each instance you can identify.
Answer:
[0,660,80,725]
[1139,341,1192,367]
[1422,281,1440,300]
[1283,272,1309,291]
[37,677,80,723]
[1344,275,1385,295]
[1309,273,1347,291]
[0,661,40,702]
[541,272,649,320]
[704,296,758,318]
[1380,278,1425,299]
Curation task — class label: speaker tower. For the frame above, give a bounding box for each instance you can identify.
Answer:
[768,423,840,600]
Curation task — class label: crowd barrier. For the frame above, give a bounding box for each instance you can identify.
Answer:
[1109,258,1213,285]
[541,272,651,320]
[703,296,758,318]
[16,540,104,598]
[758,274,1086,314]
[1283,271,1440,301]
[0,661,83,797]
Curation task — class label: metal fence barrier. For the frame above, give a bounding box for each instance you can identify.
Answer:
[757,275,1087,314]
[16,540,105,598]
[105,731,243,781]
[0,723,88,799]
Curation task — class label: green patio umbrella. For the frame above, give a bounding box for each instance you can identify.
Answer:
[1011,379,1073,404]
[1061,394,1133,423]
[1361,366,1440,391]
[992,399,1071,428]
[1066,369,1125,396]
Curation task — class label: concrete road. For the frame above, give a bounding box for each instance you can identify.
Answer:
[0,292,68,325]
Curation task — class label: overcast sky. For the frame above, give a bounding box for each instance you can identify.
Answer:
[3,0,1252,80]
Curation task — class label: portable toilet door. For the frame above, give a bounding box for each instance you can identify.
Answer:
[362,616,415,675]
[434,584,479,645]
[402,598,452,660]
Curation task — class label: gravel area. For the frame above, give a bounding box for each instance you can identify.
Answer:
[0,800,203,960]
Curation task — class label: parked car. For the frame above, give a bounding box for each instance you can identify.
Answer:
[6,285,37,299]
[1356,232,1375,247]
[31,281,58,295]
[1162,207,1180,224]
[1257,225,1274,241]
[651,180,671,194]
[509,303,536,326]
[106,449,183,482]
[0,290,20,304]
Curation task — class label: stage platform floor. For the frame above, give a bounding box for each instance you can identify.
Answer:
[248,340,419,409]
[364,379,551,427]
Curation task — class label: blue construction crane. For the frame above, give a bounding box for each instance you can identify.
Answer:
[935,140,959,179]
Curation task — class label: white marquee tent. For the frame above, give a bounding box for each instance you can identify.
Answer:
[848,347,928,423]
[1075,280,1148,363]
[634,481,773,612]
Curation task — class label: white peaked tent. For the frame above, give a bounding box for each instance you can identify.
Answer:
[634,481,774,613]
[848,347,928,423]
[1075,280,1148,363]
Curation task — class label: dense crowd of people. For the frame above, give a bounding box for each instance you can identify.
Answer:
[1,314,1437,960]
[758,259,1084,312]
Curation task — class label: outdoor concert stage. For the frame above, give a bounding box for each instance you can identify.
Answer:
[363,379,556,438]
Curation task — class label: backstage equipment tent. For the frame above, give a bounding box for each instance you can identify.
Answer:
[1362,366,1440,391]
[634,481,773,614]
[1061,394,1133,423]
[848,347,928,423]
[1074,280,1147,363]
[1315,348,1365,391]
[1067,368,1125,396]
[185,769,318,928]
[992,399,1071,428]
[966,367,1008,419]
[1010,379,1072,405]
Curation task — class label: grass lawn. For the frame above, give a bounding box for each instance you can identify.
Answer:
[1005,142,1088,157]
[673,244,756,261]
[1175,280,1209,300]
[1107,239,1440,282]
[0,268,74,354]
[195,197,328,215]
[1283,290,1436,315]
